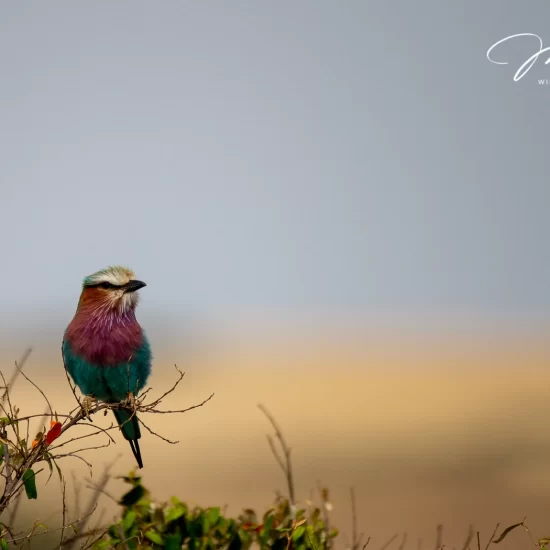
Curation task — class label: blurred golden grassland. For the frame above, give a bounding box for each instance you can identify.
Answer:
[2,324,550,548]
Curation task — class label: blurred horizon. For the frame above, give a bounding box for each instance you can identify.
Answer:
[3,326,550,549]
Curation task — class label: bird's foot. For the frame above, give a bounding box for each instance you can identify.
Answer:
[124,392,137,411]
[81,396,96,421]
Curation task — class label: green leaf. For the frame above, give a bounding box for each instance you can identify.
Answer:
[144,529,164,545]
[122,510,136,531]
[165,504,186,523]
[53,459,63,483]
[0,538,7,550]
[262,515,274,542]
[205,507,220,529]
[119,484,145,507]
[165,534,183,550]
[45,456,54,483]
[43,452,62,483]
[188,517,203,538]
[92,542,112,550]
[292,526,306,541]
[119,473,142,484]
[22,468,37,500]
[271,538,287,550]
[227,518,237,532]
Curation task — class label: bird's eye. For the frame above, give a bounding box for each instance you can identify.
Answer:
[98,282,113,290]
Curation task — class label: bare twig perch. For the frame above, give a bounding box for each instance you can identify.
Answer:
[0,350,214,539]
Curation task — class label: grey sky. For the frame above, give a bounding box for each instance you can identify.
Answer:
[1,1,549,328]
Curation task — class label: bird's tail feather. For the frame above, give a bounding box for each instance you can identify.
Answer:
[129,438,144,469]
[113,408,144,469]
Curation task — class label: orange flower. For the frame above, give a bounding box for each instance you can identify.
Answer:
[30,421,63,449]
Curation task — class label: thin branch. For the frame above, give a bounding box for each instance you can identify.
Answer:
[350,487,360,550]
[138,387,154,401]
[60,527,106,549]
[258,403,295,504]
[15,357,53,418]
[0,369,17,436]
[318,481,331,541]
[484,523,500,550]
[71,471,82,521]
[435,524,443,550]
[1,347,32,403]
[266,435,286,472]
[3,436,11,483]
[461,525,474,550]
[84,481,118,504]
[4,498,97,545]
[14,413,73,424]
[59,478,67,549]
[117,524,131,550]
[65,458,119,550]
[48,424,116,451]
[6,489,22,528]
[141,392,214,414]
[380,533,399,550]
[138,417,179,444]
[518,517,540,548]
[51,453,93,475]
[143,365,185,408]
[54,439,111,458]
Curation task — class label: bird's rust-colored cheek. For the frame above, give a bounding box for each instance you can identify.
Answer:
[78,288,120,311]
[79,287,106,307]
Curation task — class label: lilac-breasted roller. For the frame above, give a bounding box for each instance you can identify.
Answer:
[62,266,152,468]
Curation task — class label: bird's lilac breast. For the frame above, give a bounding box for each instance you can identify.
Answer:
[65,313,143,367]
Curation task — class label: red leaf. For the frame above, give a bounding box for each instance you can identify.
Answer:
[45,422,62,445]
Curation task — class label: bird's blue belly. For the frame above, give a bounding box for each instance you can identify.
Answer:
[63,340,151,402]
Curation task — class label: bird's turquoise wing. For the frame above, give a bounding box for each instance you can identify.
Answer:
[101,336,152,401]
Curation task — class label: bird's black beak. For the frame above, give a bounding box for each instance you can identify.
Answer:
[123,280,147,293]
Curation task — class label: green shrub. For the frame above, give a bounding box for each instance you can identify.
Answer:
[92,472,338,550]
